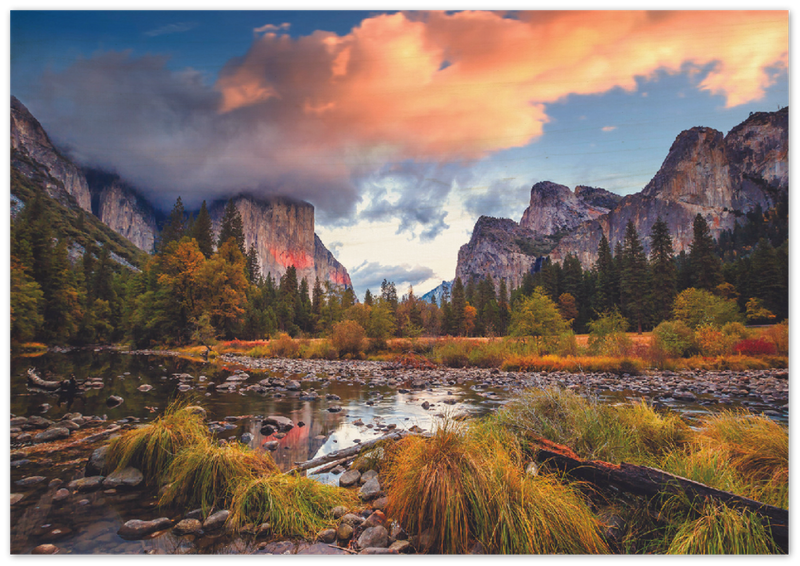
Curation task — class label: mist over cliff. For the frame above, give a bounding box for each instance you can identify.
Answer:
[10,96,352,289]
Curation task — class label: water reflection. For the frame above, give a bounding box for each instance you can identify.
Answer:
[9,350,787,554]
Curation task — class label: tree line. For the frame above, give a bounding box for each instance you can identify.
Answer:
[10,192,787,347]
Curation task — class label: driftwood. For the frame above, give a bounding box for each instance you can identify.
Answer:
[27,368,65,391]
[309,456,356,475]
[286,431,412,475]
[529,437,788,553]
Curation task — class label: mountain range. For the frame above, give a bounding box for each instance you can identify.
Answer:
[456,107,788,289]
[10,96,351,290]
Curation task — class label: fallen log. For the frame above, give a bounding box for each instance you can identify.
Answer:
[27,368,64,390]
[529,437,788,553]
[286,431,412,475]
[309,456,357,475]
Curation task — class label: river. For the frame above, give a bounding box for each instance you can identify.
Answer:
[9,349,788,554]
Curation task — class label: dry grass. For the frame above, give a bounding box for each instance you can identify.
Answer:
[105,401,209,485]
[383,419,609,554]
[229,474,358,539]
[160,442,280,513]
[666,503,779,554]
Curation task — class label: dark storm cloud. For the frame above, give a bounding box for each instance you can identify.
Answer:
[462,178,532,221]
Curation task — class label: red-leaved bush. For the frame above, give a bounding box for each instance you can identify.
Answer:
[733,338,778,356]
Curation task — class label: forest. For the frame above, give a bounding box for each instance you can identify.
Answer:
[10,176,788,355]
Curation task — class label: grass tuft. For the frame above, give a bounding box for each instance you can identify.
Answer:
[666,503,779,554]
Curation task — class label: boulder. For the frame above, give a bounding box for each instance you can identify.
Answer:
[336,522,354,541]
[86,446,110,476]
[296,542,349,555]
[32,544,59,554]
[34,427,70,443]
[316,528,336,543]
[331,505,348,519]
[389,540,412,553]
[357,526,389,549]
[68,476,105,493]
[359,548,398,554]
[118,518,173,540]
[264,415,294,432]
[359,477,383,501]
[173,518,203,536]
[359,469,379,485]
[103,467,143,489]
[339,469,361,488]
[106,395,124,408]
[53,488,70,502]
[202,509,230,531]
[363,510,386,528]
[339,513,365,528]
[14,475,46,487]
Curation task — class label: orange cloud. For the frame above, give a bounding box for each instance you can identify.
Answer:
[216,10,787,162]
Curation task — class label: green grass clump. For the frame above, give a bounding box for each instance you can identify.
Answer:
[383,419,609,554]
[495,388,688,464]
[106,402,209,485]
[229,474,358,538]
[666,503,779,554]
[160,442,280,513]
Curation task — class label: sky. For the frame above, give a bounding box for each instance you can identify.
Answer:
[9,6,790,299]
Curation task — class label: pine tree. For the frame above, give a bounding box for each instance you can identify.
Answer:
[648,217,677,325]
[217,199,246,254]
[450,277,466,336]
[620,221,648,334]
[191,200,215,258]
[690,214,722,291]
[363,288,373,307]
[245,244,260,284]
[749,238,784,317]
[159,197,187,252]
[594,234,615,313]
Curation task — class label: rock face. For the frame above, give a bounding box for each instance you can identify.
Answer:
[519,181,612,236]
[210,195,351,290]
[10,96,92,211]
[551,109,788,265]
[86,171,158,252]
[457,107,789,281]
[10,99,353,285]
[455,217,553,290]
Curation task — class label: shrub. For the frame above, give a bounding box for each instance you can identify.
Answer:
[302,339,338,360]
[509,289,570,353]
[556,331,579,357]
[434,340,472,368]
[269,333,300,358]
[652,320,696,358]
[720,321,751,341]
[673,288,742,329]
[694,325,734,357]
[733,338,778,356]
[588,310,632,356]
[761,321,788,355]
[330,320,365,357]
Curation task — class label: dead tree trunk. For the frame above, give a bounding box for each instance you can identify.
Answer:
[529,437,788,552]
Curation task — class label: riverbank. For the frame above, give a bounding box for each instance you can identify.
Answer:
[12,351,789,554]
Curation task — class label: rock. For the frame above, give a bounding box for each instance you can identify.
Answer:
[286,380,301,391]
[296,542,348,555]
[185,509,204,521]
[332,505,348,519]
[359,477,383,501]
[336,522,354,541]
[137,384,153,392]
[327,405,343,413]
[261,541,296,554]
[173,518,202,535]
[265,441,279,451]
[15,475,46,487]
[371,496,389,512]
[53,488,70,502]
[469,541,486,554]
[60,420,80,431]
[86,446,110,476]
[260,424,275,436]
[11,493,24,505]
[32,544,59,554]
[33,427,70,443]
[68,476,105,492]
[525,461,539,476]
[421,401,430,410]
[202,509,230,531]
[106,395,124,407]
[357,526,389,549]
[363,510,386,528]
[339,469,361,488]
[359,469,379,485]
[339,513,365,528]
[264,415,294,432]
[26,415,53,429]
[330,465,345,475]
[118,518,172,539]
[389,540,412,553]
[103,467,144,489]
[316,528,336,543]
[359,548,399,554]
[390,522,407,540]
[241,432,253,444]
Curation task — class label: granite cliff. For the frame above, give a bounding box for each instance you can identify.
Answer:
[10,97,351,288]
[210,195,352,289]
[457,107,788,285]
[11,96,92,212]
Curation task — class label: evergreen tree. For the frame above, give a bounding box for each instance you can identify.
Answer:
[217,199,246,254]
[160,197,187,252]
[497,279,510,335]
[190,200,215,258]
[245,244,260,284]
[594,234,615,313]
[648,217,677,325]
[363,288,374,307]
[749,238,784,318]
[450,277,466,335]
[690,214,722,291]
[620,221,648,334]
